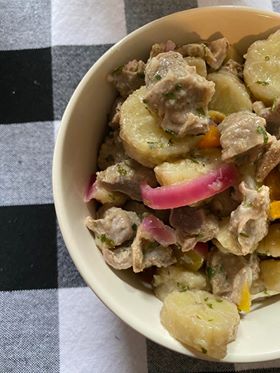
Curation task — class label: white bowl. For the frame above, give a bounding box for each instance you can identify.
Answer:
[53,6,280,362]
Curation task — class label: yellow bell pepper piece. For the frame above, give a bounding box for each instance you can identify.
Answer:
[264,168,280,201]
[238,281,251,313]
[269,201,280,220]
[197,124,221,149]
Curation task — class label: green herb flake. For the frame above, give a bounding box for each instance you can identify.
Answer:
[146,241,159,250]
[206,266,216,279]
[265,55,270,61]
[196,315,202,320]
[112,65,124,74]
[216,299,223,303]
[204,297,209,302]
[142,98,148,104]
[164,128,176,136]
[155,74,162,81]
[175,83,182,91]
[163,91,176,100]
[196,107,205,116]
[256,80,269,86]
[190,157,199,164]
[201,347,207,354]
[239,232,249,238]
[168,138,173,146]
[99,234,115,248]
[177,282,188,292]
[117,164,128,176]
[208,319,214,322]
[137,72,145,79]
[256,125,268,144]
[147,141,164,149]
[207,303,213,309]
[131,223,137,232]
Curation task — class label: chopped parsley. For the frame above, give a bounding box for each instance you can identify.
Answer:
[243,201,252,208]
[190,157,199,164]
[155,74,162,81]
[196,315,202,320]
[256,80,269,86]
[168,138,174,146]
[175,83,182,91]
[216,299,223,303]
[196,107,205,116]
[239,231,249,238]
[99,234,115,248]
[265,55,270,61]
[131,223,137,232]
[147,141,164,149]
[143,98,148,104]
[112,65,123,74]
[146,241,159,250]
[117,164,128,176]
[208,319,214,322]
[164,128,176,136]
[207,303,213,309]
[201,347,207,354]
[177,282,188,292]
[206,266,216,279]
[163,91,176,100]
[256,125,268,144]
[204,297,209,302]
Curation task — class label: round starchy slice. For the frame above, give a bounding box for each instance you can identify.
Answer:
[208,71,252,115]
[257,224,280,257]
[160,290,240,359]
[260,259,280,291]
[244,30,280,105]
[120,86,198,167]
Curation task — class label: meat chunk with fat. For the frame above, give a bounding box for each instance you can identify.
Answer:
[170,206,219,251]
[102,246,132,270]
[149,40,176,58]
[256,137,280,182]
[207,249,260,305]
[85,207,140,249]
[253,99,280,139]
[229,182,270,255]
[219,111,268,162]
[96,159,157,201]
[108,60,145,97]
[177,37,229,70]
[97,131,128,170]
[144,51,215,137]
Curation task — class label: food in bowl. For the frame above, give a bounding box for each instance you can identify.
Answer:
[84,30,280,359]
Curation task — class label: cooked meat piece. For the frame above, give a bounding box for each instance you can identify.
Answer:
[149,40,176,57]
[219,111,268,162]
[253,99,280,139]
[97,131,128,170]
[207,249,260,305]
[206,37,229,70]
[144,51,214,137]
[220,59,243,79]
[177,37,229,70]
[170,206,219,251]
[108,60,145,97]
[256,137,280,182]
[229,182,270,255]
[102,246,132,270]
[108,97,124,129]
[96,159,157,201]
[85,207,140,249]
[209,188,240,217]
[131,224,176,273]
[87,179,127,206]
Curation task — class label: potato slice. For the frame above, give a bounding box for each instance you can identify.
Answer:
[257,224,280,257]
[244,30,280,105]
[161,290,240,359]
[260,259,280,291]
[153,265,207,301]
[154,149,221,185]
[120,86,198,167]
[208,71,252,114]
[184,56,207,77]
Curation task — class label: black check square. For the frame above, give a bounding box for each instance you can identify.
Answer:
[0,48,53,124]
[0,204,57,291]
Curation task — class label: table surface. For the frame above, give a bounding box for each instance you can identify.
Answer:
[1,0,280,372]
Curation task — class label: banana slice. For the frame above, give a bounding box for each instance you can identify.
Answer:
[208,71,252,115]
[244,30,280,105]
[120,86,198,167]
[161,290,240,359]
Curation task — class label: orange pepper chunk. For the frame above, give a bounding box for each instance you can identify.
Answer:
[269,201,280,220]
[197,124,220,149]
[264,168,280,201]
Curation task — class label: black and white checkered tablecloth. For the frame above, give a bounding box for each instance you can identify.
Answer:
[1,1,280,372]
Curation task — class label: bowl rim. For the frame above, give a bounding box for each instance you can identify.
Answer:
[53,5,280,363]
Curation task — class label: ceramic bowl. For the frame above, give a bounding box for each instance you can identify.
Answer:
[53,6,280,362]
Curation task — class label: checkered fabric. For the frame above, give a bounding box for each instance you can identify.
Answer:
[1,0,280,372]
